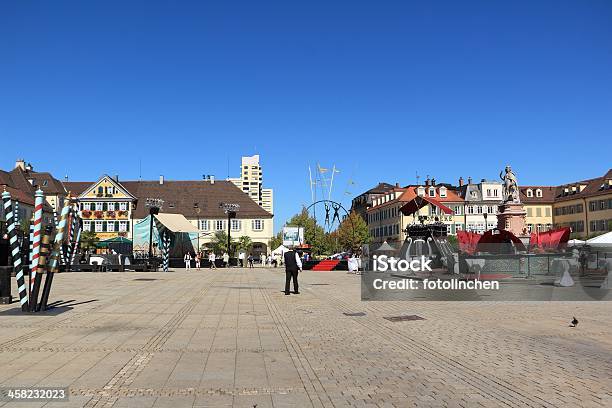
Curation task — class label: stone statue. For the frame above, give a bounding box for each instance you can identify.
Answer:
[499,165,520,203]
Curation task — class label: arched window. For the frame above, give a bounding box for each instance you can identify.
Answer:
[439,187,447,197]
[536,189,542,198]
[526,189,533,197]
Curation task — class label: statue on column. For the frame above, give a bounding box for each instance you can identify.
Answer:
[500,165,520,203]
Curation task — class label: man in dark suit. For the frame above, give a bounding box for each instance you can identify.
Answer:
[284,249,302,295]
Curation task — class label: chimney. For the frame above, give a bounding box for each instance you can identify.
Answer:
[395,182,400,188]
[431,177,436,186]
[459,177,464,187]
[114,175,119,182]
[468,176,473,184]
[210,175,215,184]
[15,159,26,171]
[159,175,164,185]
[425,175,431,186]
[25,162,33,171]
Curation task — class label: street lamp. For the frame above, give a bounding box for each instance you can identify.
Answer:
[483,211,488,233]
[145,198,164,259]
[219,202,240,258]
[194,202,201,253]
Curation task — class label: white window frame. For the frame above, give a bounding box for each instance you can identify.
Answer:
[119,202,127,211]
[107,202,116,211]
[83,202,91,211]
[536,189,542,198]
[95,221,103,232]
[95,202,103,211]
[526,189,533,197]
[83,221,91,231]
[199,220,209,231]
[439,187,447,198]
[252,219,264,231]
[428,187,436,197]
[106,221,115,232]
[231,219,241,231]
[215,220,225,231]
[119,221,127,232]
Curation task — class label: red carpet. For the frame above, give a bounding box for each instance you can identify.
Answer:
[311,260,340,271]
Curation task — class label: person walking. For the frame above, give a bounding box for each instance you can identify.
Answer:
[238,251,245,267]
[248,253,254,268]
[195,252,201,270]
[184,252,192,270]
[209,251,217,269]
[283,248,302,295]
[223,252,230,268]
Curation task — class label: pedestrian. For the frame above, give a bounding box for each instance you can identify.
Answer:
[238,251,245,267]
[267,254,272,267]
[248,253,254,268]
[209,251,217,269]
[283,247,302,295]
[223,252,230,268]
[195,252,201,270]
[184,252,192,270]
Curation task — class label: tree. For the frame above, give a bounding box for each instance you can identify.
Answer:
[285,207,328,255]
[79,230,99,252]
[337,211,371,252]
[209,231,233,254]
[237,235,252,252]
[269,231,283,250]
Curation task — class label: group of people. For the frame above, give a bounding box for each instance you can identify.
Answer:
[183,251,230,270]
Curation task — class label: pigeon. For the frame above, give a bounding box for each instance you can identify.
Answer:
[570,317,579,327]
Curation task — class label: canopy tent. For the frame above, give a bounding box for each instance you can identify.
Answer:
[154,213,199,233]
[100,236,132,244]
[374,241,396,253]
[529,227,570,251]
[586,231,612,247]
[399,196,453,216]
[476,229,527,253]
[271,245,289,255]
[133,213,198,257]
[568,239,586,246]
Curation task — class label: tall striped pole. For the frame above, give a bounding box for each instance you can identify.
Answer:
[31,228,51,310]
[65,206,77,270]
[30,189,44,296]
[14,200,19,226]
[162,232,169,272]
[29,223,34,276]
[38,198,70,311]
[71,219,81,266]
[2,191,29,312]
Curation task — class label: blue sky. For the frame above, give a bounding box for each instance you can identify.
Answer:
[1,0,611,231]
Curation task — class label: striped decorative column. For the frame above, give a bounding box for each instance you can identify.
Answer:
[71,219,81,267]
[14,200,19,226]
[30,189,44,294]
[29,223,33,276]
[38,199,70,311]
[162,232,170,272]
[65,206,78,270]
[31,228,50,310]
[2,191,29,312]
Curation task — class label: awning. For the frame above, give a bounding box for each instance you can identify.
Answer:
[154,213,199,233]
[399,196,453,216]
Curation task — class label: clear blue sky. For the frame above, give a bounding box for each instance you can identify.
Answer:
[1,1,611,232]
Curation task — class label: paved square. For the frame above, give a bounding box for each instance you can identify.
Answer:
[0,268,611,407]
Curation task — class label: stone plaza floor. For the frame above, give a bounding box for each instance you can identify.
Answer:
[0,267,611,408]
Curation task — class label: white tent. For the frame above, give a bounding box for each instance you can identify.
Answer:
[272,245,289,255]
[154,213,199,233]
[586,231,612,247]
[568,239,586,246]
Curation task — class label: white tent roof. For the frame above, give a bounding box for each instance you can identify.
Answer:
[568,239,586,246]
[272,245,289,255]
[154,213,199,233]
[586,231,612,246]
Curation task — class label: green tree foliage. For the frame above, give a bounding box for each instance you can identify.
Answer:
[209,231,234,254]
[337,211,371,252]
[269,231,283,250]
[237,235,253,252]
[79,230,99,251]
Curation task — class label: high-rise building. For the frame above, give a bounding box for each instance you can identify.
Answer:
[228,155,274,215]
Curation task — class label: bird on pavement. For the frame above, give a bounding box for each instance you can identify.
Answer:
[570,317,579,327]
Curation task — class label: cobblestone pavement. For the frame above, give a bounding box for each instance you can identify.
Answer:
[0,268,611,407]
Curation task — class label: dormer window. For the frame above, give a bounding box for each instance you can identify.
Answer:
[536,189,542,198]
[526,189,533,197]
[417,187,425,196]
[428,187,435,197]
[439,187,447,198]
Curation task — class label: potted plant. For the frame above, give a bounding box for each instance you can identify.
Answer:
[94,210,104,219]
